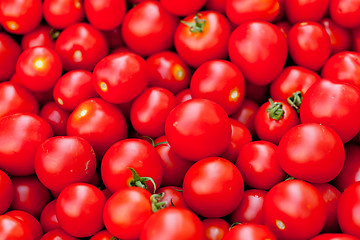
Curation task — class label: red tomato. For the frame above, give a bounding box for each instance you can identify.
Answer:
[55,23,108,71]
[35,136,97,192]
[175,88,193,105]
[160,0,207,16]
[0,82,39,118]
[311,233,360,240]
[223,223,276,240]
[155,186,189,209]
[321,51,360,89]
[353,27,360,52]
[66,98,128,157]
[174,11,231,68]
[330,0,360,28]
[229,189,267,225]
[205,0,226,14]
[43,0,84,29]
[39,102,70,136]
[228,21,287,85]
[6,210,43,240]
[10,175,52,218]
[190,59,245,115]
[101,138,163,193]
[321,18,352,55]
[154,136,193,187]
[236,141,286,190]
[89,230,112,240]
[0,0,42,34]
[103,187,152,240]
[16,46,63,92]
[334,144,360,192]
[41,228,79,240]
[84,0,126,30]
[0,32,21,81]
[300,78,360,143]
[40,199,59,233]
[0,169,13,215]
[0,215,34,240]
[264,179,326,239]
[92,52,149,104]
[278,123,345,183]
[0,113,53,176]
[53,70,97,111]
[121,0,178,57]
[56,183,106,238]
[140,207,206,240]
[287,21,331,71]
[21,25,55,50]
[183,157,244,218]
[230,98,259,137]
[284,0,329,24]
[146,51,191,94]
[226,0,280,25]
[202,218,230,240]
[131,87,176,138]
[337,182,360,238]
[165,98,231,161]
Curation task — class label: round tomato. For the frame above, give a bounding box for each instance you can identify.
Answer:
[321,18,352,55]
[0,215,33,240]
[223,223,276,240]
[0,32,21,81]
[311,233,360,240]
[155,186,189,209]
[0,169,13,215]
[160,0,207,16]
[202,218,229,240]
[39,102,70,136]
[284,0,329,24]
[230,98,259,137]
[40,199,59,233]
[21,24,55,50]
[5,210,43,240]
[40,229,79,240]
[329,0,360,28]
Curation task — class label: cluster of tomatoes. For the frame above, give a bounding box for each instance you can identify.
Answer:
[1,0,360,239]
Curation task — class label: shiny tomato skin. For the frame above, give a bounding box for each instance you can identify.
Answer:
[337,182,360,238]
[155,186,189,209]
[321,18,352,55]
[0,113,53,176]
[278,123,345,183]
[66,98,128,157]
[92,52,149,104]
[230,98,259,137]
[300,78,360,143]
[183,157,244,218]
[236,141,286,190]
[223,223,276,240]
[43,0,85,29]
[264,179,326,240]
[190,59,245,115]
[121,0,178,57]
[55,23,108,71]
[103,187,152,240]
[40,199,59,233]
[0,215,34,240]
[330,0,360,28]
[101,138,163,194]
[160,0,207,16]
[5,210,43,240]
[311,233,360,240]
[174,11,231,68]
[41,229,79,240]
[284,0,329,24]
[140,207,206,240]
[89,230,112,240]
[165,98,231,161]
[0,169,13,215]
[16,46,63,92]
[56,183,106,238]
[39,102,70,136]
[0,33,21,81]
[21,25,55,50]
[84,0,126,30]
[0,0,42,34]
[202,218,229,240]
[0,82,38,118]
[287,21,331,71]
[228,21,287,86]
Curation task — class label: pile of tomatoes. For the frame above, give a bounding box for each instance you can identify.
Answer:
[1,0,360,239]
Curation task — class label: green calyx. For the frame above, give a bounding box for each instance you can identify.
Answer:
[128,167,157,193]
[181,14,206,33]
[287,91,303,113]
[150,192,167,212]
[266,98,285,120]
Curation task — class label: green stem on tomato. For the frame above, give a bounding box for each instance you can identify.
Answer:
[150,192,167,212]
[287,91,303,113]
[181,14,206,33]
[266,98,284,120]
[128,167,157,193]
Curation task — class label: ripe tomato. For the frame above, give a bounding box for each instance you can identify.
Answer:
[174,11,231,68]
[101,138,163,193]
[183,157,244,218]
[300,78,360,143]
[0,169,13,215]
[0,113,53,176]
[321,18,352,55]
[0,0,42,34]
[165,98,231,161]
[0,32,21,81]
[103,187,152,240]
[55,23,108,71]
[21,25,55,50]
[228,21,287,85]
[121,0,178,57]
[41,228,79,240]
[155,186,189,209]
[160,0,207,16]
[39,102,70,136]
[287,21,331,71]
[202,218,229,240]
[140,208,206,240]
[92,52,149,104]
[311,233,360,240]
[16,46,63,92]
[66,98,128,157]
[0,215,34,240]
[329,0,360,28]
[56,183,106,238]
[5,210,43,240]
[43,0,85,29]
[223,223,276,240]
[84,0,126,30]
[230,98,259,137]
[89,230,112,240]
[284,0,329,24]
[264,179,326,239]
[278,123,345,183]
[190,59,245,115]
[40,199,59,233]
